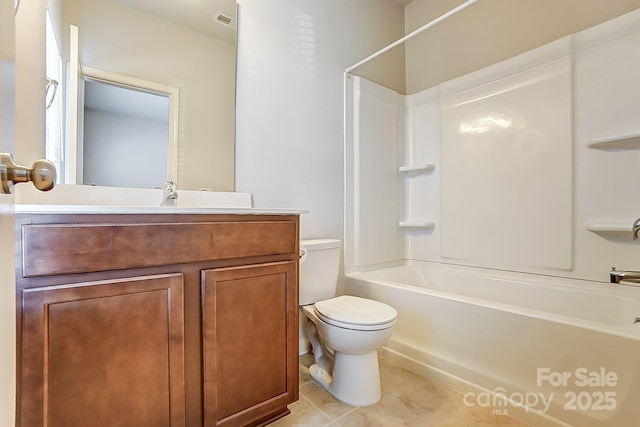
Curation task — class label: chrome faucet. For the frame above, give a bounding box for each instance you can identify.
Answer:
[633,217,640,240]
[609,218,640,286]
[160,179,178,206]
[610,267,640,286]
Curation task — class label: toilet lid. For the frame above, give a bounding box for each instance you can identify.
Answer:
[314,295,397,331]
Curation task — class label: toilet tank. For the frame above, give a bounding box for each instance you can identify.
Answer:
[299,239,342,305]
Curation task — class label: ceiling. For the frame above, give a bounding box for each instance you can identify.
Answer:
[113,0,237,43]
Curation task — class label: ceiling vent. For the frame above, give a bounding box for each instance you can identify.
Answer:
[215,12,236,29]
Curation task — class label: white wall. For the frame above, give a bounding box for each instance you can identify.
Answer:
[64,0,235,191]
[235,0,405,240]
[15,0,46,165]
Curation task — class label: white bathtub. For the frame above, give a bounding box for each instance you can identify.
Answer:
[344,261,640,427]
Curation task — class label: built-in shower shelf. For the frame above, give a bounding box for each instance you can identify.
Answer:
[585,221,632,237]
[587,132,640,150]
[399,221,435,229]
[398,163,435,175]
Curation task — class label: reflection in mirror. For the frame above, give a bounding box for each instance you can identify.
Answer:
[66,64,179,188]
[82,79,170,188]
[45,0,237,191]
[45,5,64,183]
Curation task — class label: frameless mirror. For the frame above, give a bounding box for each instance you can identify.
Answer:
[80,72,174,188]
[45,0,237,191]
[83,80,169,188]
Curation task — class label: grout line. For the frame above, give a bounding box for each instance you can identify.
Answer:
[326,406,360,426]
[298,390,339,424]
[298,382,360,426]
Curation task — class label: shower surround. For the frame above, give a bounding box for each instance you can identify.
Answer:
[344,9,640,427]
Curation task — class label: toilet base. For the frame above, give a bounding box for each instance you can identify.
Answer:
[309,350,381,407]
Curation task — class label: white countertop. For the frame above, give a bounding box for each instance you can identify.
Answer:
[15,204,308,215]
[14,185,308,215]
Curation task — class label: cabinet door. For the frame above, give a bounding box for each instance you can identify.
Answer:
[19,274,185,427]
[202,262,298,427]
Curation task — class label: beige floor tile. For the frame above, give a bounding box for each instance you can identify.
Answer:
[299,381,356,420]
[442,402,531,427]
[286,355,530,427]
[329,408,417,426]
[270,396,333,427]
[330,379,460,426]
[299,364,311,386]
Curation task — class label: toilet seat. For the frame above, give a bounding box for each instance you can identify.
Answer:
[314,295,397,331]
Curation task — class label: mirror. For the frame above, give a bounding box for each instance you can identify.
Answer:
[45,0,237,191]
[83,79,170,188]
[80,66,178,188]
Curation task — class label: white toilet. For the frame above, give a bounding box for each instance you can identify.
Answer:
[299,239,397,406]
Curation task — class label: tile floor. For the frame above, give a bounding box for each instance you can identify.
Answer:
[271,354,530,427]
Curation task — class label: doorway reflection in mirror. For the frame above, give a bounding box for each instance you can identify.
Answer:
[82,80,170,188]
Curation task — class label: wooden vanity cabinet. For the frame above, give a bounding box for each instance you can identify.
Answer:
[202,262,298,426]
[15,213,300,427]
[20,273,186,427]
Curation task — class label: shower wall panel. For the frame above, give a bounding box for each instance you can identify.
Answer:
[439,52,573,270]
[344,77,400,268]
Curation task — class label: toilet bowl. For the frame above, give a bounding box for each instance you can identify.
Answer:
[299,239,397,406]
[301,295,396,406]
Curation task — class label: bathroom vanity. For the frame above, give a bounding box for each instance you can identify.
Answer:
[14,208,301,427]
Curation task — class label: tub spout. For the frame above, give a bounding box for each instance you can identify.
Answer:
[633,217,640,240]
[610,267,640,285]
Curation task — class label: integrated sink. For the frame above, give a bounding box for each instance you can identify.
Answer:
[15,205,307,215]
[15,183,252,209]
[15,183,307,215]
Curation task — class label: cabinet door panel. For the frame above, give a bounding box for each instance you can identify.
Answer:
[202,262,298,427]
[20,274,185,427]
